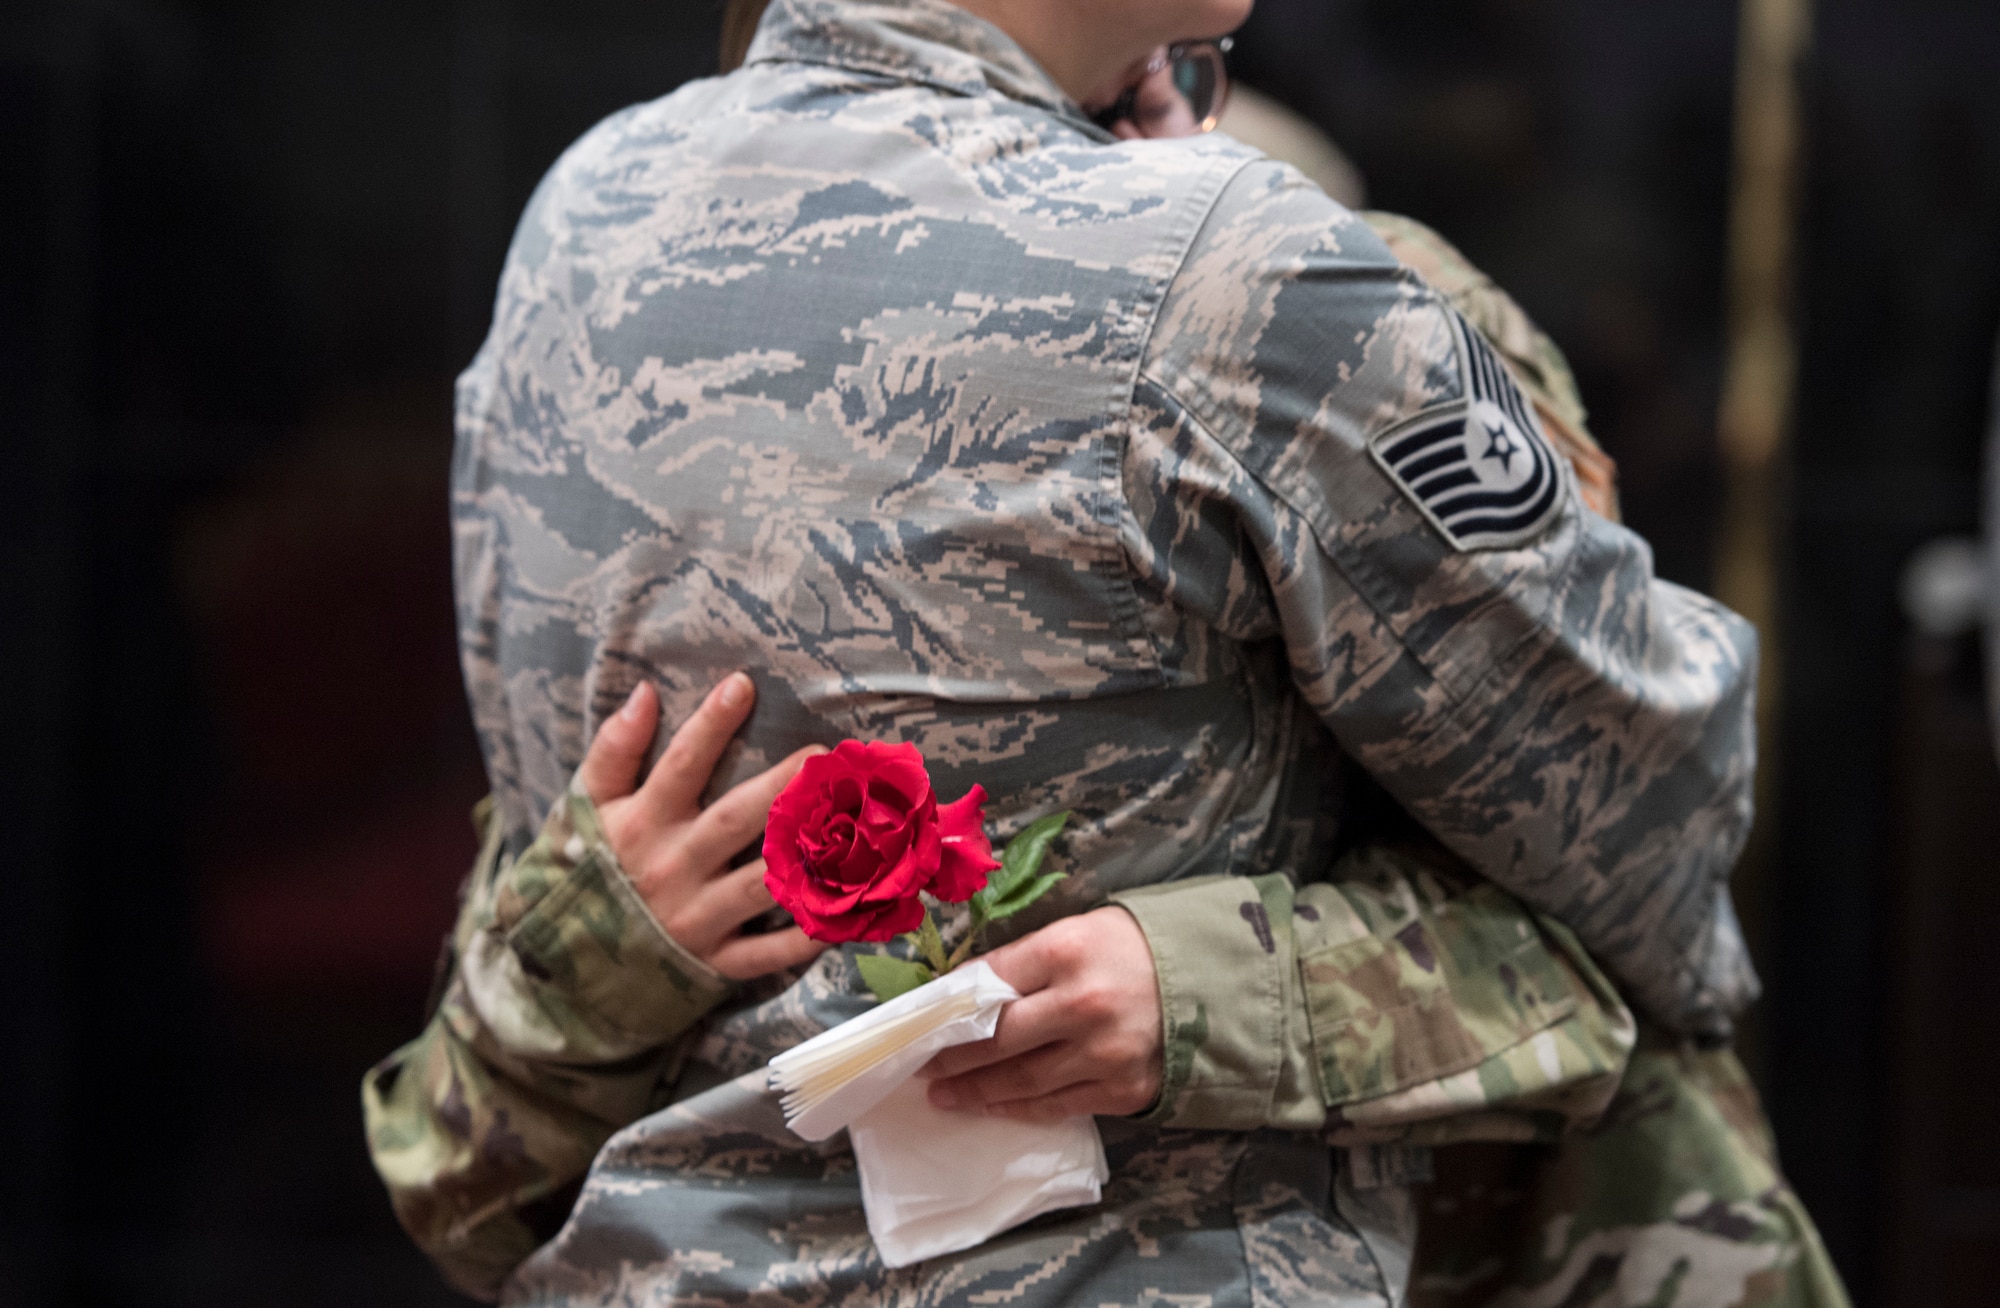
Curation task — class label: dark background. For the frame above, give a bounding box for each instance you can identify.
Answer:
[2,1,1995,1304]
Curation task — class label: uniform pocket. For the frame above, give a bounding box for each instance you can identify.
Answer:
[1300,883,1581,1105]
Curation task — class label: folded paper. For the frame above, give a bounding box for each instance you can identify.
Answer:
[766,960,1109,1268]
[769,960,1019,1143]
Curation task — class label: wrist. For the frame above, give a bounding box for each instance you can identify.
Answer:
[486,783,733,1053]
[1109,876,1291,1129]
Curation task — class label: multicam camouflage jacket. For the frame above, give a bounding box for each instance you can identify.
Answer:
[371,0,1780,1301]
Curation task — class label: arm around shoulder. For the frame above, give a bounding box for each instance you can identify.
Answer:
[1131,159,1759,1037]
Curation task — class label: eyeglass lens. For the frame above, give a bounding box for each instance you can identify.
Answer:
[1173,48,1226,131]
[1090,41,1232,137]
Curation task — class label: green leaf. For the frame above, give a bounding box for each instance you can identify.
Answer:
[856,953,935,1003]
[981,870,1069,923]
[973,811,1071,917]
[914,912,950,974]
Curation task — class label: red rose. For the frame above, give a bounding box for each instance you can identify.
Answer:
[762,740,999,944]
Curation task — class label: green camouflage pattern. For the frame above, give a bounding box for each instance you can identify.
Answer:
[1113,848,1635,1143]
[1356,216,1848,1308]
[1346,212,1845,1307]
[362,788,733,1300]
[1298,855,1634,1147]
[1410,1030,1851,1308]
[1118,841,1848,1307]
[366,802,1846,1305]
[409,0,1771,1299]
[371,790,1635,1301]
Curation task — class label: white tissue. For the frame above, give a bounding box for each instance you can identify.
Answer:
[849,1077,1107,1268]
[766,960,1109,1268]
[768,961,1020,1143]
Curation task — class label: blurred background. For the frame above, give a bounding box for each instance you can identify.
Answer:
[1,0,1995,1303]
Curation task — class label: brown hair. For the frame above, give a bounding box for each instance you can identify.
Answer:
[721,0,775,72]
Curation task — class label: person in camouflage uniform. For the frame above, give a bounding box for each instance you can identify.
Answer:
[1360,216,1847,1308]
[1100,43,1844,1299]
[364,0,1814,1301]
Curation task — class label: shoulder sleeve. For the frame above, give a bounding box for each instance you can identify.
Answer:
[1360,209,1620,520]
[1127,161,1759,1034]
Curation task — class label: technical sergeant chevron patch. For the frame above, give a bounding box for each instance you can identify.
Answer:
[1369,312,1568,551]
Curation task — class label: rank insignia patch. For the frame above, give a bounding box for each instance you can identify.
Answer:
[1370,312,1568,551]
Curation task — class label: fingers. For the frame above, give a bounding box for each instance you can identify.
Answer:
[689,860,778,934]
[640,673,758,814]
[923,907,1163,1119]
[661,860,775,956]
[971,929,1063,1002]
[985,1081,1148,1123]
[577,683,660,804]
[928,1042,1084,1111]
[679,744,824,872]
[920,920,1092,1079]
[922,988,1067,1080]
[708,926,827,982]
[927,1029,1159,1120]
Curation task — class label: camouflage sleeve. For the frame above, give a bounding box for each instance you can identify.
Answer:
[362,785,733,1300]
[1360,210,1621,522]
[1130,159,1760,1036]
[1412,1032,1853,1308]
[1112,846,1635,1141]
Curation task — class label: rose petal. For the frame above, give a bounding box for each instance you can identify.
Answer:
[797,890,927,945]
[935,785,994,846]
[762,791,809,881]
[833,839,883,888]
[862,741,932,800]
[858,777,903,832]
[762,738,954,946]
[934,844,999,903]
[929,786,1001,902]
[864,826,940,907]
[846,895,927,943]
[816,825,932,917]
[857,809,915,868]
[828,773,863,815]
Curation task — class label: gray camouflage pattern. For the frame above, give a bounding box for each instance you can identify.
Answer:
[366,767,1632,1300]
[444,0,1763,1300]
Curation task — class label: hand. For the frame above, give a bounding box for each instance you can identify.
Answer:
[578,674,829,982]
[921,907,1163,1122]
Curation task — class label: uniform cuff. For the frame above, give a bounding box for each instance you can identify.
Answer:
[1111,875,1289,1130]
[493,782,733,1051]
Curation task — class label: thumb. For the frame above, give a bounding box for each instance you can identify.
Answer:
[577,682,659,804]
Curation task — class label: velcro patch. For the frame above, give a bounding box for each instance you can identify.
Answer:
[1369,313,1567,552]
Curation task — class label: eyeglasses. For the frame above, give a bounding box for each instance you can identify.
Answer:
[1090,38,1234,138]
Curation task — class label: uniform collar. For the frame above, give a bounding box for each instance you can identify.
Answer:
[745,0,1085,123]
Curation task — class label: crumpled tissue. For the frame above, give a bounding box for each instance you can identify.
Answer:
[767,960,1109,1268]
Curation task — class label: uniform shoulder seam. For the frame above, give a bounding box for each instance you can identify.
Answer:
[1126,152,1267,383]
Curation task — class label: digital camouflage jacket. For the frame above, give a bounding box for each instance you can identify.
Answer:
[370,0,1778,1301]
